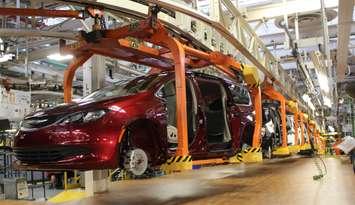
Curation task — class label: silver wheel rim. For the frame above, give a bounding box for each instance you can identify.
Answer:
[124,148,148,176]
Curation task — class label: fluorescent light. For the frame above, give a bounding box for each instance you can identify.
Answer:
[302,94,315,111]
[43,18,66,26]
[0,38,3,51]
[238,0,272,7]
[302,94,310,102]
[0,53,14,63]
[316,72,329,93]
[47,53,73,61]
[323,96,332,108]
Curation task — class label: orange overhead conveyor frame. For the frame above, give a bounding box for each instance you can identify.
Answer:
[59,10,248,160]
[251,86,262,147]
[293,107,299,146]
[306,122,311,144]
[299,112,305,146]
[262,84,288,148]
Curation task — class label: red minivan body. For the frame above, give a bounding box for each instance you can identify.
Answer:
[13,72,255,170]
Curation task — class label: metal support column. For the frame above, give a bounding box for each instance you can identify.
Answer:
[283,0,289,49]
[83,55,109,195]
[320,0,331,77]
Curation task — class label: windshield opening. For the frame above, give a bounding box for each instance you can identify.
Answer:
[80,74,161,102]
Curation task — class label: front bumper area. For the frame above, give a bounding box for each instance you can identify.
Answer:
[13,115,126,170]
[13,146,90,163]
[13,144,118,170]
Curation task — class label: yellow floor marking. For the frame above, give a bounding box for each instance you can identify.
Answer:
[48,189,87,203]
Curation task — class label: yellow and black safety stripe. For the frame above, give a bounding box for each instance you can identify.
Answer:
[240,63,245,71]
[243,147,261,154]
[166,156,192,165]
[236,152,243,162]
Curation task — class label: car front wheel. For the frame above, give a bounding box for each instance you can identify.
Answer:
[123,148,149,176]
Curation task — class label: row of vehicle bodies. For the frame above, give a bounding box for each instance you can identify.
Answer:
[14,72,255,171]
[14,70,315,173]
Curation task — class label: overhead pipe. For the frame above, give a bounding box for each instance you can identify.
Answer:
[336,0,354,81]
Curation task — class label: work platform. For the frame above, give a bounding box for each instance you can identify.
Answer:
[2,157,354,205]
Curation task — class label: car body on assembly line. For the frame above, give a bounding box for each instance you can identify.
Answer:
[14,71,255,175]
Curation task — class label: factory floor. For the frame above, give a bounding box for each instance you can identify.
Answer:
[2,156,354,205]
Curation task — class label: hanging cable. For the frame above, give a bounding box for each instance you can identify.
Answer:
[311,139,327,180]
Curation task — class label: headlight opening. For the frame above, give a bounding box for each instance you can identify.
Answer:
[59,110,107,124]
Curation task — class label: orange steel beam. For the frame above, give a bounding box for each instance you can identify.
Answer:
[192,158,226,166]
[63,53,93,103]
[164,38,189,156]
[308,122,315,144]
[313,126,319,145]
[0,8,84,19]
[313,129,318,147]
[294,111,299,145]
[61,38,213,71]
[62,16,243,157]
[305,121,311,144]
[263,85,287,147]
[299,112,305,145]
[251,87,262,147]
[183,45,241,75]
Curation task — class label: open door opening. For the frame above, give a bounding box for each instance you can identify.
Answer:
[158,79,197,150]
[196,78,231,150]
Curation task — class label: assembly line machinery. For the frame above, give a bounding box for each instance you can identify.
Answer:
[0,0,325,170]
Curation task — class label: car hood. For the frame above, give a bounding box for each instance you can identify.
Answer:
[26,92,149,119]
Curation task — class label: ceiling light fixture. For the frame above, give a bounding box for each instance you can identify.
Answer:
[316,72,329,93]
[323,96,332,108]
[0,38,4,51]
[47,53,73,61]
[302,94,315,111]
[0,53,14,63]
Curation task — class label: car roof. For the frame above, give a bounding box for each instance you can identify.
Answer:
[155,70,240,85]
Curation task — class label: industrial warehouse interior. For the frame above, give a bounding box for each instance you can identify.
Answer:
[0,0,354,204]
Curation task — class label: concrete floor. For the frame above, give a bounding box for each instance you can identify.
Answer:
[1,157,354,205]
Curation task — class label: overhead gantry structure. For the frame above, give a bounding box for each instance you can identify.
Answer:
[59,7,263,170]
[0,0,322,119]
[0,1,263,168]
[0,1,325,165]
[53,0,322,157]
[54,0,312,113]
